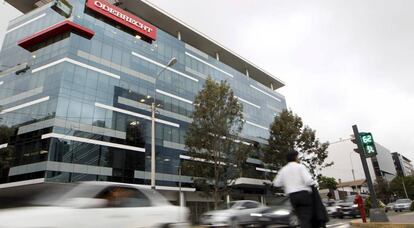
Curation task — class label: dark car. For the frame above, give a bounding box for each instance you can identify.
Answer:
[249,196,299,227]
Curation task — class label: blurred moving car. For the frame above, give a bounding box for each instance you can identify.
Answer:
[393,198,412,212]
[385,202,395,212]
[336,195,362,218]
[324,200,341,217]
[0,181,189,228]
[250,196,299,227]
[200,200,266,227]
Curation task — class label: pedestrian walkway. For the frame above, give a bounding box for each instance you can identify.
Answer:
[351,212,414,227]
[388,212,414,223]
[327,222,350,227]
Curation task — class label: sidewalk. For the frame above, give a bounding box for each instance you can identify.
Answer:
[351,212,414,228]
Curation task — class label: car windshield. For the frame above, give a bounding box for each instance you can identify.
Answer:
[396,199,411,203]
[267,197,291,207]
[345,196,355,202]
[217,202,237,209]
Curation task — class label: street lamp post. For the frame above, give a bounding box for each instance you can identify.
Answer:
[151,57,177,190]
[349,150,357,192]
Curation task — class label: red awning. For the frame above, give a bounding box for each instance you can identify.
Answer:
[18,20,94,50]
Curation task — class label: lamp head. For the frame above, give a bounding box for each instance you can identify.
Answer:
[167,57,177,67]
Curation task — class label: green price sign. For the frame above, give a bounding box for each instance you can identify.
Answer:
[359,132,377,157]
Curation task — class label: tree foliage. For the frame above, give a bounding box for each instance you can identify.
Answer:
[318,176,338,190]
[374,176,392,204]
[390,175,414,199]
[182,77,250,208]
[265,109,332,180]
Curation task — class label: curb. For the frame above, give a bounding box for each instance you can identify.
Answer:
[350,221,414,228]
[350,212,414,227]
[350,222,414,228]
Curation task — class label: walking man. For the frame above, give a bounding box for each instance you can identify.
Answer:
[273,150,317,228]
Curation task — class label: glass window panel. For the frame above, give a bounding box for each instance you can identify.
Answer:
[80,103,94,124]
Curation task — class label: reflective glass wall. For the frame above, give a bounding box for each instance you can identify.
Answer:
[0,0,286,185]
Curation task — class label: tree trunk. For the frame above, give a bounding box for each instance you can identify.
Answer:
[214,184,219,209]
[213,160,220,209]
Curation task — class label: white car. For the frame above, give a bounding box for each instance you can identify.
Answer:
[393,198,412,212]
[324,200,340,217]
[0,181,189,228]
[200,200,267,227]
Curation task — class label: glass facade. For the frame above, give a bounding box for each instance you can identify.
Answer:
[0,0,286,187]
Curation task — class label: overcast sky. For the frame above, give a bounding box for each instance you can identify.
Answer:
[1,0,413,161]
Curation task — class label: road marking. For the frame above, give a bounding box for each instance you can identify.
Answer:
[327,223,348,228]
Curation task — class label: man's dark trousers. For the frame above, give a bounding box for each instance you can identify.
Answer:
[290,190,313,228]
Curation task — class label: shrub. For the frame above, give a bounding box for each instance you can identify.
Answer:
[365,196,384,216]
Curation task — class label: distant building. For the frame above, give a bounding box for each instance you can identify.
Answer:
[392,152,414,177]
[321,139,376,187]
[322,139,397,191]
[337,179,369,194]
[371,143,397,182]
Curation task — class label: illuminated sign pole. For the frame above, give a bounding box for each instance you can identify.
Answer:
[352,125,388,222]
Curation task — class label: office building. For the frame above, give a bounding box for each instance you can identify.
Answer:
[0,0,286,210]
[322,139,397,192]
[392,152,414,177]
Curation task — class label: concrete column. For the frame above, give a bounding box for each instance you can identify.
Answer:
[226,194,230,203]
[245,69,250,78]
[177,31,181,40]
[215,52,220,61]
[179,191,185,207]
[260,195,266,205]
[270,83,274,90]
[334,190,340,200]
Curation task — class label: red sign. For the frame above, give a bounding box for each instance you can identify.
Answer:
[86,0,157,41]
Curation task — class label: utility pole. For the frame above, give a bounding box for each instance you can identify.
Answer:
[150,57,177,190]
[352,125,378,207]
[402,176,409,199]
[352,125,388,222]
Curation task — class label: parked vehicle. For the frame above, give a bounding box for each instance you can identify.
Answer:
[200,200,266,227]
[249,196,299,227]
[0,182,189,228]
[393,199,412,212]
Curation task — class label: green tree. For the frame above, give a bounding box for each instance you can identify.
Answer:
[265,109,332,180]
[390,175,414,199]
[182,77,249,209]
[374,176,392,203]
[318,176,338,190]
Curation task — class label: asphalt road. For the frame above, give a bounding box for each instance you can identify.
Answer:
[326,217,353,227]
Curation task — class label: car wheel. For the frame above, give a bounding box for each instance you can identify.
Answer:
[229,217,240,228]
[289,214,299,227]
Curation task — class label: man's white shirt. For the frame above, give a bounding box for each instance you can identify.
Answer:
[273,162,316,195]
